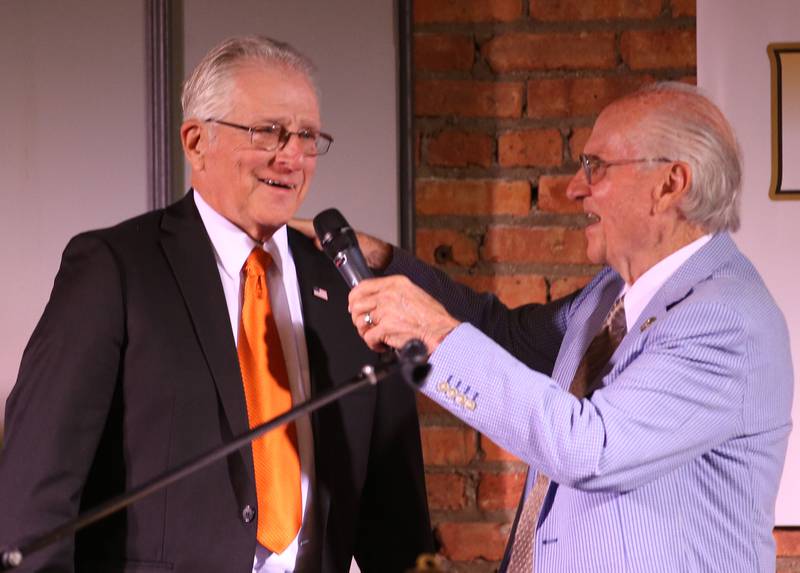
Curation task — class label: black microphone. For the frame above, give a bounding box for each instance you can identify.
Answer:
[313,208,373,288]
[312,209,431,382]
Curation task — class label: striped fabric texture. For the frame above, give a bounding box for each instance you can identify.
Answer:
[390,233,793,572]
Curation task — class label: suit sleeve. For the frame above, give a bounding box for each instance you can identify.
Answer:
[0,233,124,572]
[352,368,435,572]
[387,247,570,374]
[423,300,750,492]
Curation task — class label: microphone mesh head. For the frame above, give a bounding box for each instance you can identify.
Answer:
[313,208,348,242]
[313,208,357,260]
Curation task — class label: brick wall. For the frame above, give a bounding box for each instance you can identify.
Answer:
[410,1,800,571]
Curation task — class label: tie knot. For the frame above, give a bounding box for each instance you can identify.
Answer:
[243,247,272,276]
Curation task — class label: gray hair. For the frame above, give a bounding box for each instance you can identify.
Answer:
[181,36,317,122]
[620,82,742,233]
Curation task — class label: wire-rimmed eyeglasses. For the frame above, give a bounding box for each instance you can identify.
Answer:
[206,119,333,156]
[579,153,673,185]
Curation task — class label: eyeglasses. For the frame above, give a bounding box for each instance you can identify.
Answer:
[206,119,333,156]
[579,153,673,185]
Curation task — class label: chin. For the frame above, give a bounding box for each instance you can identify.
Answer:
[584,241,605,266]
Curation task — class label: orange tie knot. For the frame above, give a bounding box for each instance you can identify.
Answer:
[244,247,273,276]
[243,248,272,298]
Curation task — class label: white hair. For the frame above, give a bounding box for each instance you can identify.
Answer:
[181,36,317,122]
[622,82,742,233]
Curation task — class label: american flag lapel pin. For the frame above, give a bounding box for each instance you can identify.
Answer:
[313,287,329,301]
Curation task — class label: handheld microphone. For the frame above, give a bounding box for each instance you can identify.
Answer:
[313,208,373,288]
[312,209,431,386]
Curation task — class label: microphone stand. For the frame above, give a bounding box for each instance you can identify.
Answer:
[0,342,430,570]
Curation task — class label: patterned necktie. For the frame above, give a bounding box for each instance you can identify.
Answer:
[507,296,627,572]
[238,247,302,554]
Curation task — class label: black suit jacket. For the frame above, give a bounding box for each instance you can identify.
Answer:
[0,192,433,572]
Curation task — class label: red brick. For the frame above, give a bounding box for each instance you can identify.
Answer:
[416,80,524,118]
[455,274,547,308]
[426,472,468,510]
[530,0,661,20]
[421,426,477,466]
[482,227,589,264]
[415,34,474,72]
[482,32,616,73]
[775,528,800,556]
[538,174,581,214]
[671,0,696,17]
[498,129,562,168]
[620,29,696,70]
[478,471,526,510]
[569,126,593,160]
[417,179,530,216]
[416,228,479,268]
[526,78,573,118]
[550,276,594,300]
[427,131,494,168]
[776,557,800,573]
[436,521,511,561]
[415,0,523,23]
[527,76,653,119]
[417,393,449,416]
[482,435,522,462]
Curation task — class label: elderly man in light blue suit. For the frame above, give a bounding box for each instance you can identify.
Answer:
[346,83,793,571]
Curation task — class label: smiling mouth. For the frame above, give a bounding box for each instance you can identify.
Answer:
[260,178,296,190]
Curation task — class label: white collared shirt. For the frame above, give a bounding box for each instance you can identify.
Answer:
[620,234,713,331]
[194,190,314,573]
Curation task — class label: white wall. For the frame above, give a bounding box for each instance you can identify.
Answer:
[0,0,149,422]
[698,0,800,524]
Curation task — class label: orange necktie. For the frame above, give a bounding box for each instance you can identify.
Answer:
[238,247,301,554]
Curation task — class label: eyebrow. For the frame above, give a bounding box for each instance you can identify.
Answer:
[251,117,321,131]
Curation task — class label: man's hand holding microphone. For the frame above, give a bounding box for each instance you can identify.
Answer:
[298,211,460,356]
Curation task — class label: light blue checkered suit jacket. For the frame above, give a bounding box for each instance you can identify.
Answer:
[390,233,793,572]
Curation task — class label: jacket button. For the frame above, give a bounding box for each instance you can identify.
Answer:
[242,505,256,523]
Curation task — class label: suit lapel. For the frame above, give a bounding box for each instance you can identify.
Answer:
[159,193,252,466]
[286,228,343,560]
[601,233,740,379]
[651,233,736,312]
[288,228,379,567]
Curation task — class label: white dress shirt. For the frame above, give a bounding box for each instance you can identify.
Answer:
[620,234,712,330]
[194,190,314,573]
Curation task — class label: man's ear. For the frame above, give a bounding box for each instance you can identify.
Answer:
[180,120,206,171]
[653,160,692,214]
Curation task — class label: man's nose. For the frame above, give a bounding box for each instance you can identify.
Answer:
[565,169,588,202]
[276,134,306,168]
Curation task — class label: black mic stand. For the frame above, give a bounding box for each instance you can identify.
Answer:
[0,341,430,570]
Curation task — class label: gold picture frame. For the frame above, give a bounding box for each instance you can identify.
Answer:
[768,43,800,200]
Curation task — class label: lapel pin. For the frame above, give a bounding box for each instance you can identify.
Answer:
[640,316,657,332]
[313,287,329,301]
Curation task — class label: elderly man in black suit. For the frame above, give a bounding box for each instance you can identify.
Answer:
[0,36,433,573]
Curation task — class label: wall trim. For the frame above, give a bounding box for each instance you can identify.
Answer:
[145,0,175,210]
[397,0,415,252]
